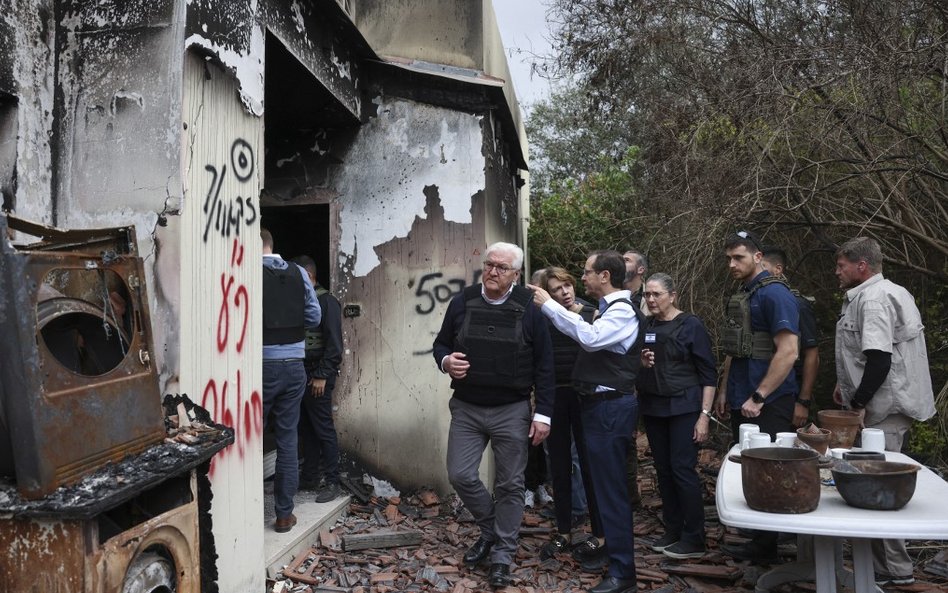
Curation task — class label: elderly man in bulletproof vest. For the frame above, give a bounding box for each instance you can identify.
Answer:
[433,242,554,589]
[262,229,321,534]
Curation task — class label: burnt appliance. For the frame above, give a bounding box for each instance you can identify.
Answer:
[0,213,165,499]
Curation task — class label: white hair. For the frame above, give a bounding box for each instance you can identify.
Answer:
[485,241,524,270]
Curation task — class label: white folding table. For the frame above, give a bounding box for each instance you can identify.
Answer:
[715,448,948,593]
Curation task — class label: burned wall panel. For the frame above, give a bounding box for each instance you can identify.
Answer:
[262,0,367,122]
[327,96,490,491]
[55,0,182,228]
[180,50,264,593]
[3,0,56,223]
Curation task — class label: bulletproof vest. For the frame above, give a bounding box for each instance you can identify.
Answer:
[572,298,646,394]
[550,305,596,385]
[721,275,789,359]
[262,263,305,345]
[304,286,330,363]
[455,284,535,390]
[637,313,701,397]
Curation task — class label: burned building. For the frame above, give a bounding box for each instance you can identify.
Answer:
[2,0,529,589]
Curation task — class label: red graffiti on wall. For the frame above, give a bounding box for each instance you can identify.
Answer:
[204,236,260,477]
[216,239,250,353]
[202,369,262,475]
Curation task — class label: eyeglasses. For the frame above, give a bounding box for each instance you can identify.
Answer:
[483,261,515,274]
[643,291,668,299]
[736,230,762,251]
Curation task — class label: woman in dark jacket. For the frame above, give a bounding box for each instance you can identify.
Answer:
[637,273,717,559]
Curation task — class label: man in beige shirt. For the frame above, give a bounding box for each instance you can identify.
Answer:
[833,237,935,587]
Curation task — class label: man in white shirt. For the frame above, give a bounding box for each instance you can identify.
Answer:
[529,250,643,593]
[833,236,935,587]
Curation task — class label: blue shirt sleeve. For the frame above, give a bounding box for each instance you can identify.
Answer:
[756,284,799,336]
[297,264,321,327]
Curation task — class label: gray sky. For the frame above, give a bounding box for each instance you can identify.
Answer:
[493,0,555,109]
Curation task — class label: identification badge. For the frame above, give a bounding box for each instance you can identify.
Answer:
[645,333,656,343]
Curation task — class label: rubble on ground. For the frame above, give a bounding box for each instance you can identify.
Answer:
[268,436,948,593]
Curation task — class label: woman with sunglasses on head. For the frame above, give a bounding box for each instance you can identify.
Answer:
[636,273,717,560]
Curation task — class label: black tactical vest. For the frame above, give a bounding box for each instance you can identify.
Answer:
[304,286,330,362]
[721,275,789,359]
[637,313,701,397]
[262,263,305,345]
[455,284,535,390]
[572,298,645,394]
[550,305,596,386]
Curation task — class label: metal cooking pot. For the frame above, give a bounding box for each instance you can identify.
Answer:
[741,447,821,513]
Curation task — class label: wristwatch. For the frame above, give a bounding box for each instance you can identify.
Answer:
[701,409,713,418]
[796,398,812,408]
[751,391,766,404]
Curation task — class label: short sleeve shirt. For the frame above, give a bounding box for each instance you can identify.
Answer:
[835,274,935,425]
[726,271,800,409]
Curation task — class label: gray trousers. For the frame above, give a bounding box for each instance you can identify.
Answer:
[446,397,531,565]
[869,413,914,577]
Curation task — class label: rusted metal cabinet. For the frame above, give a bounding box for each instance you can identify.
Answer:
[0,471,200,593]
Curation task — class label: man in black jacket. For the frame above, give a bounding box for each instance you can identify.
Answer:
[292,255,344,504]
[433,242,554,588]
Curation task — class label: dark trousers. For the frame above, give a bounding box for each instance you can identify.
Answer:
[548,385,602,537]
[729,394,795,553]
[580,393,638,580]
[263,359,307,518]
[525,441,547,491]
[643,412,705,546]
[299,379,340,485]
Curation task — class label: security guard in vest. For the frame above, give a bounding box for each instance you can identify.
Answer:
[262,229,321,534]
[529,249,644,593]
[433,242,554,588]
[291,255,343,504]
[715,231,799,565]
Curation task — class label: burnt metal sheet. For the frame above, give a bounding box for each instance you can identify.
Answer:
[0,213,166,499]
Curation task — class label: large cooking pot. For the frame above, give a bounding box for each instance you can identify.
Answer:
[741,447,821,513]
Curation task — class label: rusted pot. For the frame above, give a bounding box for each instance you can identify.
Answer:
[832,460,921,510]
[741,447,820,513]
[817,409,862,448]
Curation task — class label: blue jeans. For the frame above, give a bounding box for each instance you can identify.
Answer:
[263,359,307,518]
[299,378,340,484]
[580,393,638,580]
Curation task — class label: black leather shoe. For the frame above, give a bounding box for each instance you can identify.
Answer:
[463,537,493,565]
[487,563,510,588]
[589,576,637,593]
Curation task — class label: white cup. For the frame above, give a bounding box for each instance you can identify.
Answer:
[739,424,760,449]
[830,447,850,459]
[776,432,797,447]
[861,428,886,452]
[747,433,772,449]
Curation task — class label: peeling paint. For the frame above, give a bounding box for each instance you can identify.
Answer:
[335,98,485,277]
[184,0,265,117]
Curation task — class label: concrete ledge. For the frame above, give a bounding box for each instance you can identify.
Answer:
[264,493,350,578]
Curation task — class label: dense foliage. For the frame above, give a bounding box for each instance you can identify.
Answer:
[527,0,948,461]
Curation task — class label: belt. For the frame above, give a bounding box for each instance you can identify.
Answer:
[580,391,628,402]
[264,358,304,363]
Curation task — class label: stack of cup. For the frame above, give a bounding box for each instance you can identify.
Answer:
[739,423,760,451]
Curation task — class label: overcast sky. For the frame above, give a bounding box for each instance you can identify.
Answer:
[492,0,555,109]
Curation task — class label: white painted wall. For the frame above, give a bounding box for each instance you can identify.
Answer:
[181,51,264,593]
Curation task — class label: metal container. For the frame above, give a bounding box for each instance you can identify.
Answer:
[741,447,821,513]
[832,460,920,510]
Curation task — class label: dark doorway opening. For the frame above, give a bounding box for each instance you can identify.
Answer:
[259,204,331,290]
